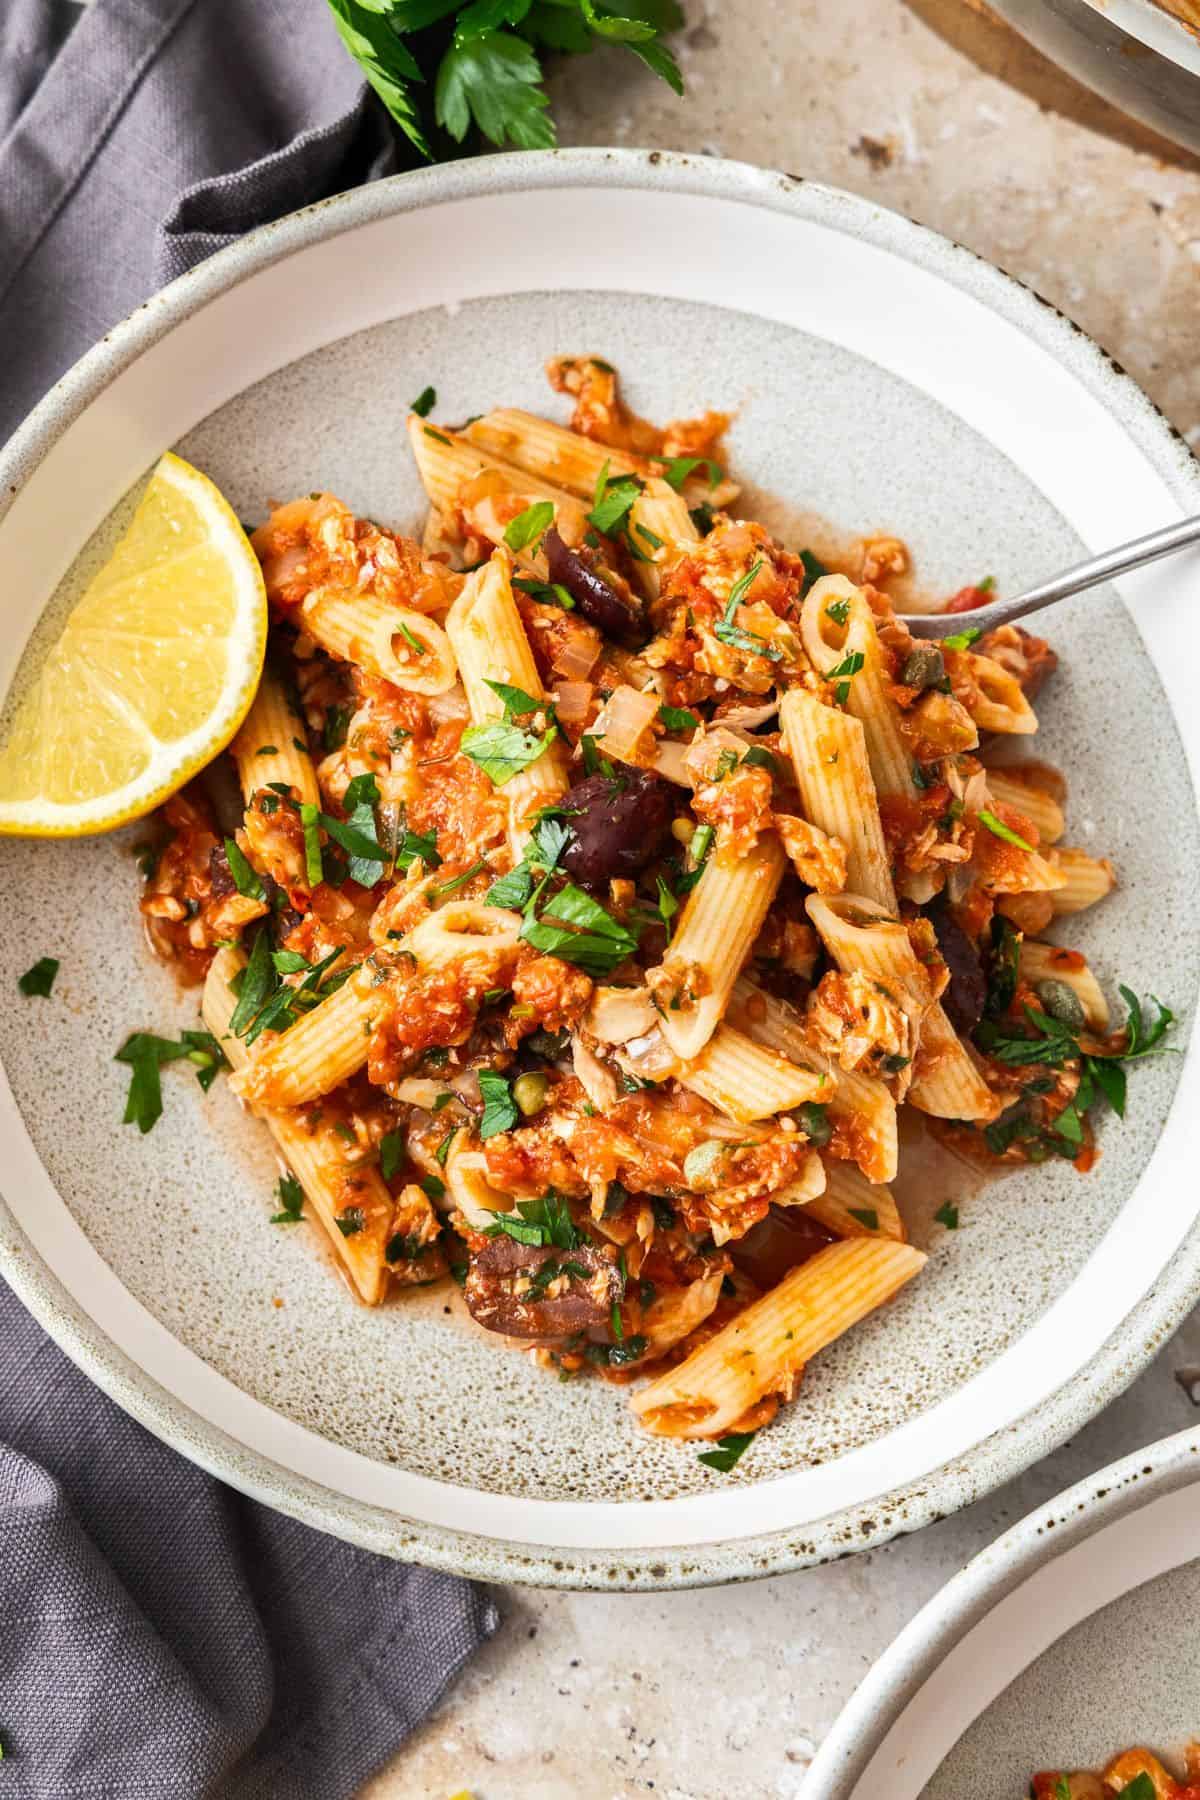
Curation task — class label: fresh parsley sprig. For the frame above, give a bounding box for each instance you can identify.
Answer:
[116,1028,227,1134]
[326,1,685,158]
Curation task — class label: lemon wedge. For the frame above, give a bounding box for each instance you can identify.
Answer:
[0,452,267,836]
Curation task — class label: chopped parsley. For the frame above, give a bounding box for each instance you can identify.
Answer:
[379,1131,405,1182]
[503,500,555,553]
[713,558,781,661]
[659,455,722,491]
[848,1207,879,1232]
[461,681,558,787]
[486,813,570,910]
[409,385,436,417]
[488,1192,583,1250]
[977,808,1035,854]
[983,915,1021,1018]
[270,1173,304,1223]
[116,1028,227,1133]
[587,462,643,537]
[478,1070,519,1139]
[658,703,700,733]
[432,859,489,899]
[795,1101,831,1147]
[519,881,641,976]
[586,1336,647,1368]
[512,574,575,610]
[697,1431,757,1473]
[941,624,982,651]
[740,744,778,773]
[222,837,265,901]
[934,1201,959,1230]
[336,1206,365,1237]
[18,957,59,998]
[386,1232,430,1264]
[230,934,351,1046]
[824,596,850,626]
[299,802,324,886]
[827,650,865,706]
[800,548,830,590]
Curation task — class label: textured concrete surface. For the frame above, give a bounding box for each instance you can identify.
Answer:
[366,2,1200,1793]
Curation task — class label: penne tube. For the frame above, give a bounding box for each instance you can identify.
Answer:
[807,894,998,1121]
[728,975,897,1184]
[649,831,786,1060]
[779,689,896,911]
[406,899,523,972]
[1047,846,1117,915]
[984,769,1065,844]
[964,651,1038,734]
[298,588,457,696]
[630,1238,926,1438]
[764,1149,827,1208]
[1019,941,1111,1030]
[800,577,917,798]
[407,416,586,580]
[444,1134,513,1231]
[230,666,320,809]
[230,959,386,1110]
[462,407,738,510]
[444,551,570,855]
[203,949,392,1304]
[675,1025,827,1122]
[812,1155,905,1241]
[627,477,700,599]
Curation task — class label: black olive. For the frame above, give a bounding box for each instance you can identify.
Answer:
[544,526,644,645]
[559,768,674,889]
[925,898,987,1033]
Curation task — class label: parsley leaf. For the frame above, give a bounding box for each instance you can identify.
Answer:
[512,574,575,610]
[801,549,830,590]
[410,384,436,417]
[588,465,643,536]
[488,1192,584,1250]
[977,808,1035,854]
[712,559,780,661]
[519,882,641,975]
[299,802,324,886]
[115,1029,226,1133]
[223,837,265,900]
[270,1172,305,1223]
[697,1431,757,1473]
[379,1131,405,1182]
[941,624,982,651]
[826,650,865,706]
[486,813,570,909]
[983,915,1021,1018]
[18,957,59,997]
[824,596,850,625]
[934,1201,959,1230]
[659,455,721,490]
[436,28,554,149]
[848,1207,879,1232]
[658,703,700,733]
[478,1069,519,1138]
[503,500,556,552]
[461,718,557,785]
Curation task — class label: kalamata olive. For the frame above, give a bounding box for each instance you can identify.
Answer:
[559,768,675,889]
[900,643,947,691]
[544,526,644,645]
[464,1235,622,1342]
[926,898,987,1033]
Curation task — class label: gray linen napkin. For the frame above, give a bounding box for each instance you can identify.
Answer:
[0,2,499,1793]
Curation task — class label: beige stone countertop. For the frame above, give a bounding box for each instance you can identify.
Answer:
[365,3,1200,1793]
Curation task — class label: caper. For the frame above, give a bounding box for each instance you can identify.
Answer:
[671,816,696,847]
[683,1139,727,1190]
[512,1071,549,1117]
[900,643,946,691]
[1035,978,1086,1031]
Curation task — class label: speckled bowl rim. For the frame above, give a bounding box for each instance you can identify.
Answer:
[1,149,1199,1590]
[804,1421,1200,1796]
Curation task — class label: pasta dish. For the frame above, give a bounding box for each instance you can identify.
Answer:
[1032,1743,1200,1797]
[131,357,1172,1454]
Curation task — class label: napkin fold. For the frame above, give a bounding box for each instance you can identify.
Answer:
[0,2,498,1793]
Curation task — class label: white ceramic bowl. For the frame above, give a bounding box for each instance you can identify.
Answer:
[805,1423,1200,1797]
[1,150,1198,1588]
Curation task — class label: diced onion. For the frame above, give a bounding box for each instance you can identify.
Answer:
[592,684,660,764]
[552,680,594,725]
[551,619,603,679]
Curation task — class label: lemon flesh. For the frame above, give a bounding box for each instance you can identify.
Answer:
[0,452,267,836]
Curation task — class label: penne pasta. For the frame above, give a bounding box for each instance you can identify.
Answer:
[984,769,1065,844]
[963,651,1038,734]
[1047,846,1117,914]
[800,577,918,798]
[630,1239,925,1438]
[649,831,787,1060]
[230,959,385,1110]
[812,1155,905,1241]
[202,949,393,1304]
[675,1024,826,1122]
[230,665,320,809]
[408,415,587,580]
[298,588,458,696]
[779,689,896,911]
[462,406,739,510]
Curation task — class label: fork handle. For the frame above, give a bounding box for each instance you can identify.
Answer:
[909,511,1200,638]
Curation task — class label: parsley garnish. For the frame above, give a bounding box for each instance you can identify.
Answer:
[712,558,781,661]
[299,802,324,886]
[488,1193,584,1250]
[379,1131,405,1182]
[824,596,850,625]
[503,501,555,553]
[1115,1778,1156,1800]
[116,1028,227,1133]
[270,1173,304,1223]
[410,384,436,417]
[983,915,1021,1018]
[800,548,829,590]
[827,650,865,706]
[223,837,265,901]
[478,1070,519,1139]
[323,704,350,751]
[941,625,982,651]
[461,682,557,787]
[795,1101,831,1147]
[977,808,1035,854]
[659,455,721,490]
[586,1336,647,1368]
[18,957,59,997]
[512,574,575,609]
[336,1206,365,1237]
[934,1201,959,1230]
[697,1431,757,1473]
[848,1207,879,1231]
[658,703,699,733]
[486,814,571,910]
[519,882,641,976]
[587,462,643,536]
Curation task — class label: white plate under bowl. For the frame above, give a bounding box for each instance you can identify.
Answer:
[805,1423,1200,1796]
[1,151,1198,1589]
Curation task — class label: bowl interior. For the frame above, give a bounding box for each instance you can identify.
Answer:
[0,162,1198,1574]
